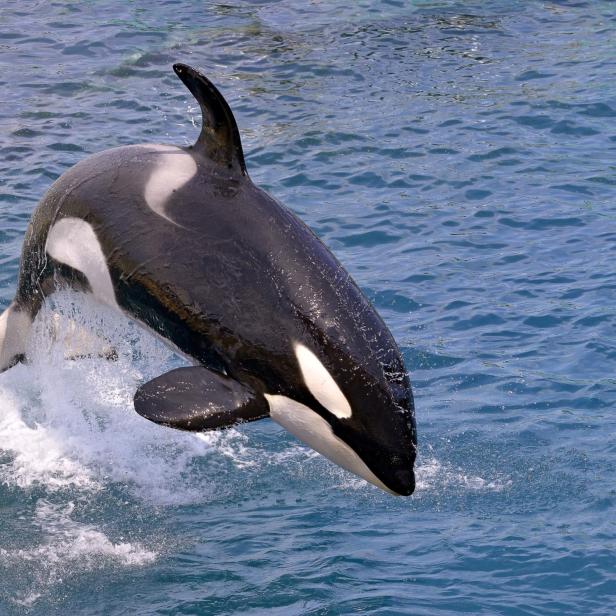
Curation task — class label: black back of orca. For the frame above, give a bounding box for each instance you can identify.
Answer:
[9,64,416,495]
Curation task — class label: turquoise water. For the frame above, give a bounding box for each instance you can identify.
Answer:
[1,1,615,613]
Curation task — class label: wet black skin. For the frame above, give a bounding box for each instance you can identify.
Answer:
[14,64,417,495]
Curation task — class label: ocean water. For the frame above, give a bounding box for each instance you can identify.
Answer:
[0,0,615,614]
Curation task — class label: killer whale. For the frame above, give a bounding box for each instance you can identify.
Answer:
[0,64,416,495]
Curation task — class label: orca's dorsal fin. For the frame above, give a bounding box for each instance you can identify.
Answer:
[173,63,247,175]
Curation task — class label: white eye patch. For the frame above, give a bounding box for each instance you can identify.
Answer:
[294,343,352,419]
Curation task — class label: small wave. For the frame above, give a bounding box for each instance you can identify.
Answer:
[0,500,156,608]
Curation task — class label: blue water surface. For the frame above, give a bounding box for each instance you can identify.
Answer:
[0,1,615,614]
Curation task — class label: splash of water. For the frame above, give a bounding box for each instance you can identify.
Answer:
[0,291,263,502]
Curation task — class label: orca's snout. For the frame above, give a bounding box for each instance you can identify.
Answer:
[362,398,417,496]
[389,468,416,496]
[368,445,416,496]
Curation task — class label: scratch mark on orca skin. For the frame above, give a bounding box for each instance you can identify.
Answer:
[294,343,352,419]
[143,145,197,225]
[120,256,159,284]
[45,217,119,309]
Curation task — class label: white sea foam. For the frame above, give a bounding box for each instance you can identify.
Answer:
[0,291,257,504]
[415,456,512,493]
[328,454,511,495]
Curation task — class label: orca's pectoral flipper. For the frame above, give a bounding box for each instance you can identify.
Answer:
[134,366,269,431]
[173,63,247,175]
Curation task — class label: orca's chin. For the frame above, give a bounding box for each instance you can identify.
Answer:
[265,393,415,496]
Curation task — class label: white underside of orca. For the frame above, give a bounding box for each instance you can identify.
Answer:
[45,217,119,309]
[265,393,394,494]
[143,145,197,225]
